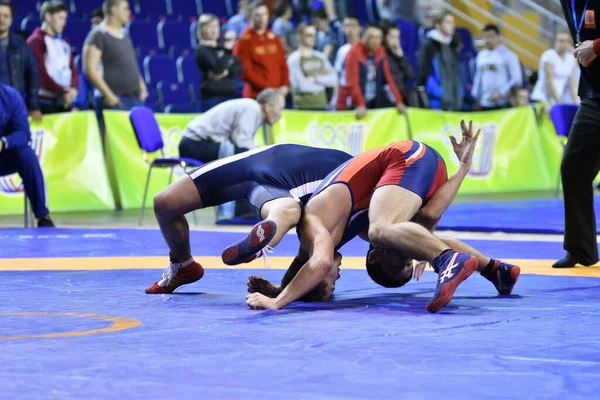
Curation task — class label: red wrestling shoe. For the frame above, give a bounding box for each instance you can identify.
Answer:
[145,258,204,294]
[221,220,276,265]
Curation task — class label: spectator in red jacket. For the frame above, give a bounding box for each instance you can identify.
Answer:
[336,24,405,119]
[27,1,79,114]
[234,1,290,99]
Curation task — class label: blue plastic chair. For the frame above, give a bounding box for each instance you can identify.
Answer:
[158,19,191,50]
[170,0,200,18]
[550,104,579,196]
[129,106,203,224]
[143,54,178,85]
[176,54,200,84]
[128,19,160,49]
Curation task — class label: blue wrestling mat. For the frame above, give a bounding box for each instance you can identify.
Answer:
[439,195,600,234]
[2,228,600,399]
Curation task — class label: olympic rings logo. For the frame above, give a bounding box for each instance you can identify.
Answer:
[306,122,365,156]
[441,122,497,177]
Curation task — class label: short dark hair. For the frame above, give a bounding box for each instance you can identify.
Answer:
[381,20,399,37]
[273,0,291,18]
[433,12,453,27]
[510,85,526,97]
[0,1,14,17]
[311,7,327,21]
[295,21,314,36]
[366,244,413,289]
[343,14,359,23]
[103,0,124,17]
[249,0,268,16]
[92,8,104,20]
[364,23,383,33]
[483,24,500,34]
[40,1,68,21]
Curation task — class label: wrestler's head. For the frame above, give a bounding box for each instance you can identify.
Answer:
[283,252,342,302]
[366,244,413,288]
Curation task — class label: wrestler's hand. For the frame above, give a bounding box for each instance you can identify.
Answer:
[246,292,279,310]
[450,119,481,166]
[247,275,281,298]
[414,261,428,281]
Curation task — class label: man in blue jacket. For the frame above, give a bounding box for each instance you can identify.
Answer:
[0,83,54,227]
[0,1,42,121]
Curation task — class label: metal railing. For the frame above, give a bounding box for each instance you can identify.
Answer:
[442,1,541,65]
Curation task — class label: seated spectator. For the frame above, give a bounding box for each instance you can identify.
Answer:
[179,89,285,220]
[288,23,337,110]
[195,14,243,106]
[234,1,289,99]
[0,83,54,227]
[509,85,530,107]
[83,0,148,115]
[27,1,79,114]
[531,30,579,105]
[417,12,463,111]
[73,8,104,110]
[0,1,42,121]
[272,0,296,53]
[311,7,337,62]
[179,89,285,162]
[223,0,250,37]
[336,23,405,118]
[471,25,522,111]
[382,22,414,106]
[331,15,361,106]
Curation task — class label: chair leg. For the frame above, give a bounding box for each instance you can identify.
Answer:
[139,166,153,226]
[168,166,175,185]
[24,195,29,228]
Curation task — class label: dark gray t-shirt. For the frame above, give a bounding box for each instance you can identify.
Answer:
[84,24,141,96]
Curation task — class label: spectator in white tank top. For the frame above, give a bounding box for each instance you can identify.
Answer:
[531,30,579,105]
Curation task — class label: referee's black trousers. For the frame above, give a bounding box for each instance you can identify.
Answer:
[561,98,600,264]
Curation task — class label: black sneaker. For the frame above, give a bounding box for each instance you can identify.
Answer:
[37,216,55,228]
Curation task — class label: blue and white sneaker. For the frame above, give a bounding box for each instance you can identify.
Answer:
[427,251,478,313]
[482,260,521,295]
[221,220,277,265]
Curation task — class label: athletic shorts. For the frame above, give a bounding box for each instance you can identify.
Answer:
[308,140,448,249]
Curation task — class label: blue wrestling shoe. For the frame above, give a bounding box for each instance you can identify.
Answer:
[427,251,478,313]
[482,260,521,295]
[221,220,277,266]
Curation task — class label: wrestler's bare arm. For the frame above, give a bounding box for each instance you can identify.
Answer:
[270,214,335,309]
[418,120,480,224]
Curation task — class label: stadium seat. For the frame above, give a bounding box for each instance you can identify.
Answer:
[190,20,199,48]
[70,0,104,18]
[135,0,169,19]
[199,0,232,18]
[346,0,373,24]
[20,16,41,35]
[397,19,419,61]
[168,45,192,58]
[62,18,89,53]
[170,0,200,19]
[157,19,191,50]
[144,88,161,112]
[176,54,200,84]
[12,0,39,17]
[456,27,476,58]
[156,80,193,110]
[164,103,197,113]
[128,19,160,49]
[143,54,178,85]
